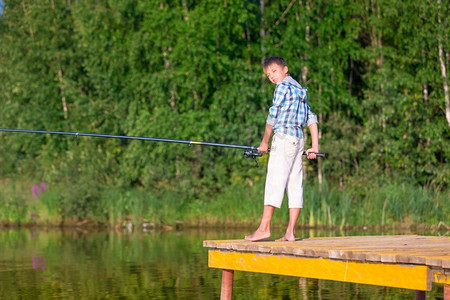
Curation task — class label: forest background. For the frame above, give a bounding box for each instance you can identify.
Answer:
[0,0,448,230]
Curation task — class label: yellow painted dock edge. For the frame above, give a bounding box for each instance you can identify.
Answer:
[434,271,450,285]
[208,250,432,291]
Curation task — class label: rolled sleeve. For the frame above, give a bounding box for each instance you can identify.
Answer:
[266,114,276,126]
[306,110,318,127]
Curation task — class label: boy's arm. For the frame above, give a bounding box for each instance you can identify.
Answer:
[258,123,273,153]
[305,123,319,160]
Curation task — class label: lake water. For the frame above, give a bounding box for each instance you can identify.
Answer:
[0,228,444,299]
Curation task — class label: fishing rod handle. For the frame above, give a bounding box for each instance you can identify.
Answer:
[302,151,326,158]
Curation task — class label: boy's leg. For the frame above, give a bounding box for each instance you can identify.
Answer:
[280,208,301,241]
[264,134,291,208]
[282,138,304,241]
[245,134,287,242]
[286,138,304,208]
[244,205,275,241]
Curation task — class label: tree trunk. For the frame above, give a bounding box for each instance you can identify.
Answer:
[370,0,384,68]
[160,2,175,111]
[368,0,385,133]
[437,0,450,126]
[58,68,68,120]
[260,0,266,94]
[21,1,34,38]
[349,58,354,95]
[51,1,68,120]
[259,0,265,58]
[299,0,311,181]
[300,0,310,84]
[422,46,431,145]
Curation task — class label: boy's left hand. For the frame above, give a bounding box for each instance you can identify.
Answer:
[305,148,319,160]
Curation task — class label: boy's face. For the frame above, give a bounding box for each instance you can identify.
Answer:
[264,63,289,84]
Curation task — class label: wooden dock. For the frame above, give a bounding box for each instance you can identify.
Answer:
[203,235,450,299]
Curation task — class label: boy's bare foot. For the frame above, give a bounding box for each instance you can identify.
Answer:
[279,233,295,242]
[244,229,270,242]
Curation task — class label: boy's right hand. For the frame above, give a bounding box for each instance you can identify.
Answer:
[258,141,269,153]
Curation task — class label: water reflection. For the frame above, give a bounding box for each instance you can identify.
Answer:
[0,228,443,299]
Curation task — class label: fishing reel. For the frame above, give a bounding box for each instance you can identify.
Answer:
[243,147,262,168]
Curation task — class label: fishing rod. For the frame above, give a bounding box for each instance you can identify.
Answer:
[0,128,325,167]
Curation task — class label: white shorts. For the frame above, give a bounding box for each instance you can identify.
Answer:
[264,132,304,208]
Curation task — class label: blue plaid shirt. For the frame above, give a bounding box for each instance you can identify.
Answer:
[266,76,318,138]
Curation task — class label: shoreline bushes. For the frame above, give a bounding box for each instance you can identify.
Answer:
[0,1,448,228]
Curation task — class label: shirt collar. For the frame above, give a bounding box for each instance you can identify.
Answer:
[282,76,302,89]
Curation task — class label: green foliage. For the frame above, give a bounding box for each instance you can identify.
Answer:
[0,0,448,226]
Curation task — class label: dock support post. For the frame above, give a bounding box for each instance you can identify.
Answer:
[220,269,234,300]
[444,284,449,300]
[414,290,425,300]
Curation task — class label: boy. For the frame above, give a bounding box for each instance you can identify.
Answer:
[245,56,319,242]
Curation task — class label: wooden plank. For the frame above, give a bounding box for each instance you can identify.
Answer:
[203,236,450,269]
[426,256,450,269]
[203,236,449,253]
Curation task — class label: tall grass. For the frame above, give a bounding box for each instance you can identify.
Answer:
[32,189,63,225]
[0,177,448,229]
[301,180,449,228]
[96,188,186,227]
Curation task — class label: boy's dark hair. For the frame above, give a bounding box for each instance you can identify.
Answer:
[263,56,287,69]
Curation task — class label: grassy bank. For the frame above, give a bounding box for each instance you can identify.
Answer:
[0,177,448,231]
